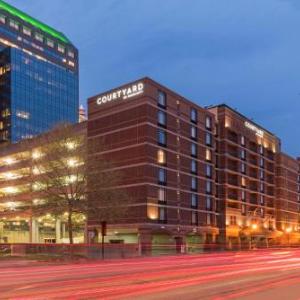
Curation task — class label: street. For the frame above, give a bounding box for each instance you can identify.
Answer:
[1,249,300,299]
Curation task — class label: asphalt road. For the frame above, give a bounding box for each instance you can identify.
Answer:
[1,249,300,299]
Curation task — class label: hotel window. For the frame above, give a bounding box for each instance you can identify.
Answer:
[191,194,198,208]
[158,110,166,126]
[242,204,246,215]
[58,44,65,53]
[159,207,167,221]
[206,196,212,211]
[260,208,264,217]
[158,90,166,107]
[191,143,197,157]
[241,190,246,201]
[230,216,237,225]
[206,181,212,194]
[259,145,264,155]
[259,157,264,168]
[35,32,43,42]
[206,132,212,146]
[241,149,246,160]
[260,182,264,193]
[158,168,166,185]
[47,39,54,48]
[190,126,197,139]
[190,108,197,123]
[157,149,166,165]
[192,211,198,225]
[205,116,212,130]
[206,149,212,161]
[241,162,246,174]
[0,15,5,24]
[241,135,245,146]
[207,214,211,225]
[260,169,264,180]
[260,195,264,205]
[206,164,212,178]
[191,160,197,174]
[157,130,166,146]
[158,188,166,202]
[241,177,246,187]
[23,27,31,36]
[191,177,197,191]
[68,50,75,58]
[9,19,19,30]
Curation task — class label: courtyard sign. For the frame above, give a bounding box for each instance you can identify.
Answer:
[244,121,264,138]
[96,82,144,105]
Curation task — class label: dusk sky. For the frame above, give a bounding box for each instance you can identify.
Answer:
[8,0,300,156]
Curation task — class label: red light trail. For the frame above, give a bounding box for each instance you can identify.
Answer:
[1,249,300,299]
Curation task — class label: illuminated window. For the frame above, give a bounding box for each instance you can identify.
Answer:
[259,145,264,155]
[32,150,42,160]
[241,177,246,187]
[230,215,237,225]
[242,204,246,215]
[206,149,212,161]
[147,204,158,220]
[260,182,264,193]
[9,19,19,30]
[23,27,31,36]
[260,169,264,180]
[47,39,54,48]
[58,44,65,53]
[157,150,166,164]
[260,157,264,168]
[68,61,75,67]
[35,32,43,42]
[2,108,10,117]
[260,195,264,205]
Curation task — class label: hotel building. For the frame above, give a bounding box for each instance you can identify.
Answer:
[88,78,219,252]
[0,77,299,251]
[0,0,78,143]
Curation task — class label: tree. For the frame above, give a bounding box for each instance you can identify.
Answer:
[26,123,128,244]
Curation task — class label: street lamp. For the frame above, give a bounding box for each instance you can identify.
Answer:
[285,227,292,247]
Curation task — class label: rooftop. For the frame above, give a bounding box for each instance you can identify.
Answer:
[0,0,70,44]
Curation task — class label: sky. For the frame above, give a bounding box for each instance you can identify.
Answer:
[7,0,300,156]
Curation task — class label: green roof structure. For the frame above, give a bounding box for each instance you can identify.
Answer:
[0,0,70,44]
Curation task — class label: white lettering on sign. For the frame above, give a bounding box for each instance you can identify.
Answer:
[244,121,264,138]
[96,82,144,105]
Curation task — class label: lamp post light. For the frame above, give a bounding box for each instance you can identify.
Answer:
[285,227,292,247]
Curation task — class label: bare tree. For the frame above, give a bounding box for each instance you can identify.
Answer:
[25,123,128,244]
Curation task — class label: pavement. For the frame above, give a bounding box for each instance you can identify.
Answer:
[1,249,300,299]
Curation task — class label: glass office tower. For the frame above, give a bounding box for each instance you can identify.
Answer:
[0,0,78,143]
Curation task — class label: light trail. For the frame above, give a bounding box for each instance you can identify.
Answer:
[1,249,300,299]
